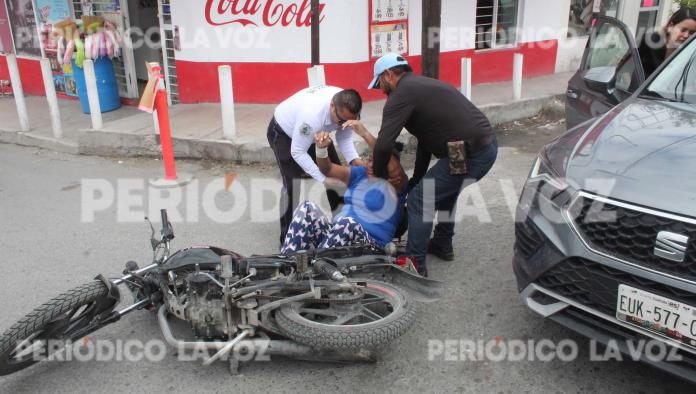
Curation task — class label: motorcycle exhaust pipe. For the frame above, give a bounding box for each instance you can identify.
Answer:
[156,306,375,363]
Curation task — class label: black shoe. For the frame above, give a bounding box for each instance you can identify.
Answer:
[428,240,454,261]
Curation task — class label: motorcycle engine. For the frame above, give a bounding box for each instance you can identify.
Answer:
[177,272,228,339]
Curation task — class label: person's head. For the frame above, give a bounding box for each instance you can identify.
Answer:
[368,53,413,95]
[330,89,362,126]
[366,143,408,192]
[665,7,696,48]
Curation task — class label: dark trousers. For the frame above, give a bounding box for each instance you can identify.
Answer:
[406,138,498,276]
[267,118,343,246]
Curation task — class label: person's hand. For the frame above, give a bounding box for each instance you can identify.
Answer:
[342,120,368,136]
[315,132,333,149]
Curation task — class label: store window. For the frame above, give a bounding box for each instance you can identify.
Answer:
[475,0,519,50]
[568,0,620,37]
[0,0,14,53]
[637,0,661,39]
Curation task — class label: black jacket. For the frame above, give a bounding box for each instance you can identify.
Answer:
[638,31,667,78]
[373,73,494,184]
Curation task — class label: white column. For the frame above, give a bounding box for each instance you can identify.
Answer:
[40,58,63,139]
[307,65,326,87]
[218,65,236,141]
[83,59,103,130]
[460,58,472,100]
[6,54,30,132]
[513,53,524,101]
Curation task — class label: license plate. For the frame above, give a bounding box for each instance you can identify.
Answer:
[617,284,696,348]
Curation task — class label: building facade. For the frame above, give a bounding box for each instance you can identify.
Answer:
[0,0,678,105]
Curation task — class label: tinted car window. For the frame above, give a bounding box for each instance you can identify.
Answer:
[587,23,630,69]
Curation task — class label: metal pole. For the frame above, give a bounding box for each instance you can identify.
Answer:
[40,58,63,139]
[421,0,442,79]
[311,0,320,66]
[460,58,472,100]
[218,65,236,141]
[83,59,103,130]
[513,53,524,101]
[6,54,30,131]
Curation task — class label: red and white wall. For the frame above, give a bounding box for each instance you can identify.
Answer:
[0,0,571,104]
[172,0,565,104]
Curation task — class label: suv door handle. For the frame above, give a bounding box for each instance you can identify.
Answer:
[566,89,579,100]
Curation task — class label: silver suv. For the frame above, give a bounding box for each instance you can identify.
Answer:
[514,18,696,382]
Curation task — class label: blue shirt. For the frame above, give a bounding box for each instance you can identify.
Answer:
[335,166,405,247]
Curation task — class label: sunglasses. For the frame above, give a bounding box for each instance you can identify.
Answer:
[333,100,360,125]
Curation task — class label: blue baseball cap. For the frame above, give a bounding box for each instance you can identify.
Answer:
[368,53,409,89]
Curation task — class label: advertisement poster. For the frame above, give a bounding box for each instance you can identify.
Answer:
[370,23,407,58]
[35,0,71,24]
[0,1,13,53]
[369,0,408,58]
[6,0,42,57]
[33,0,72,94]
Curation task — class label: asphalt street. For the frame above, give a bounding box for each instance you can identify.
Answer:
[0,114,691,393]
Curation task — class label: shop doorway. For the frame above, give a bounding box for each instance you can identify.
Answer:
[72,0,178,104]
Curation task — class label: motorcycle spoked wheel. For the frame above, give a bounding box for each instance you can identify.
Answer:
[275,280,416,350]
[0,281,114,376]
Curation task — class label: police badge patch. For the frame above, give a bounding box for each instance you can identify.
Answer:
[300,123,312,136]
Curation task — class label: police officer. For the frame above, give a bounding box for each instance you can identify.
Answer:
[363,53,498,276]
[268,86,364,246]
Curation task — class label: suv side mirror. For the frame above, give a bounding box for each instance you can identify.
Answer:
[583,66,617,95]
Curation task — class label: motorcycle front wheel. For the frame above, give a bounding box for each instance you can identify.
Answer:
[0,280,115,376]
[275,280,416,350]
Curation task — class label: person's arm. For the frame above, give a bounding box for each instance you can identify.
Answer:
[290,121,325,183]
[343,120,376,149]
[334,127,362,166]
[315,132,351,185]
[409,144,432,191]
[373,94,414,179]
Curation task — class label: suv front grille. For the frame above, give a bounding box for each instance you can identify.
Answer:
[537,258,696,316]
[571,196,696,281]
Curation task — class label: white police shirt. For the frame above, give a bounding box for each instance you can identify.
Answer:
[274,85,360,183]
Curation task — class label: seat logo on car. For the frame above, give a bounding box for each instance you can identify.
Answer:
[654,231,690,262]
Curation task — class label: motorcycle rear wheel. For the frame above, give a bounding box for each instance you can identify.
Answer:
[0,281,113,376]
[275,280,416,350]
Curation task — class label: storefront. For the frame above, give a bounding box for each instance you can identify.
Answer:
[171,0,563,103]
[0,0,681,104]
[0,0,174,102]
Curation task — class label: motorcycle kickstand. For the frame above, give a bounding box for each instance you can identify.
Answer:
[228,356,241,376]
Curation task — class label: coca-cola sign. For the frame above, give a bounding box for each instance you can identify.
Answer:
[205,0,326,27]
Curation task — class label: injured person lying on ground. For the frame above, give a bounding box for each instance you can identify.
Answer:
[280,131,408,255]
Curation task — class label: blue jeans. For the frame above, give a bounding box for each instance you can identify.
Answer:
[406,139,498,276]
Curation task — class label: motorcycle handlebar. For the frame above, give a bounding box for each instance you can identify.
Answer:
[160,209,174,241]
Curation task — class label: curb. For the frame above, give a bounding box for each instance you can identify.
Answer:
[0,94,565,164]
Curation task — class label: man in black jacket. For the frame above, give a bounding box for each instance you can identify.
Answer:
[364,53,498,276]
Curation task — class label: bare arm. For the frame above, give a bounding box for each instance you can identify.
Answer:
[315,132,351,185]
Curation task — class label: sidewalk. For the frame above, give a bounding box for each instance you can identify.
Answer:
[0,72,572,163]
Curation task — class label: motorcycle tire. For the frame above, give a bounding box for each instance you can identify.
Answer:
[0,281,113,376]
[275,280,416,350]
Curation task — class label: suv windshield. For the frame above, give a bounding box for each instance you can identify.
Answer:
[643,36,696,104]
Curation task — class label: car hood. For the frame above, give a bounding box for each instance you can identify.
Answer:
[546,98,696,218]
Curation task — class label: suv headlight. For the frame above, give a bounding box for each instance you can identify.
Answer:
[519,156,575,216]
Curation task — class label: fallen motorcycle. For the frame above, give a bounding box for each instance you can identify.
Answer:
[0,209,442,375]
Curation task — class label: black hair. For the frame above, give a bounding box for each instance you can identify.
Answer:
[668,7,696,28]
[334,89,362,115]
[389,64,413,76]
